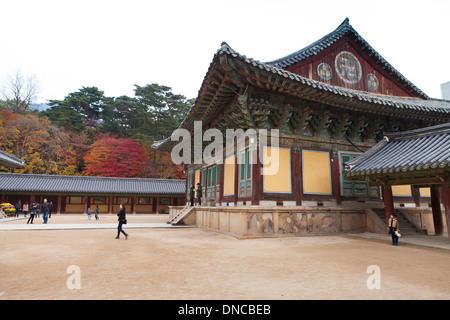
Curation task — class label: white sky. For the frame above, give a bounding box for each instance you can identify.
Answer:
[1,0,449,103]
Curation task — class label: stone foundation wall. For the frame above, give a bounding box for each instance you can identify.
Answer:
[189,207,366,238]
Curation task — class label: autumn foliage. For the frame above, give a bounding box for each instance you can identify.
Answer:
[0,109,77,175]
[84,134,153,177]
[0,84,191,179]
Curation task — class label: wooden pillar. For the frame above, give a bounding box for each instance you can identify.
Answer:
[218,163,224,206]
[382,185,394,225]
[185,170,189,205]
[440,186,450,241]
[251,148,261,206]
[83,193,88,214]
[155,195,160,214]
[132,194,137,215]
[331,155,342,206]
[108,193,113,214]
[411,187,421,208]
[57,192,62,214]
[293,151,302,206]
[234,153,239,206]
[430,186,443,235]
[1,190,5,203]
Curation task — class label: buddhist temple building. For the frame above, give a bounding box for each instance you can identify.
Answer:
[153,18,450,237]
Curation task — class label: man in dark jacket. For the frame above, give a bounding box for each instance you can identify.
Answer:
[189,183,195,206]
[15,201,21,217]
[41,198,50,224]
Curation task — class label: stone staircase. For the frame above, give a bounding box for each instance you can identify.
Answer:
[371,208,424,235]
[167,204,194,225]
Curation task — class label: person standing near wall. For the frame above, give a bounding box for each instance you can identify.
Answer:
[387,214,400,246]
[189,183,195,207]
[196,182,203,206]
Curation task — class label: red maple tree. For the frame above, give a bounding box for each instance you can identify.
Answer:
[83,134,153,177]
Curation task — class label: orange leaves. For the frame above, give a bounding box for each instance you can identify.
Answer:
[83,134,153,178]
[0,112,77,174]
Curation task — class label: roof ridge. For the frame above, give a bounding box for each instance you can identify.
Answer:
[0,172,185,182]
[265,17,352,66]
[385,123,450,139]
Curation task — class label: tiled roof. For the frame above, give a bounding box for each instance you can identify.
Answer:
[0,173,185,194]
[0,150,25,169]
[153,26,450,151]
[217,42,450,115]
[265,18,428,99]
[345,123,450,178]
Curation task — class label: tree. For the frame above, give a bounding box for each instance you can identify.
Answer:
[42,87,110,132]
[147,148,185,179]
[0,110,78,175]
[1,70,40,114]
[134,83,192,141]
[83,134,153,177]
[100,95,152,141]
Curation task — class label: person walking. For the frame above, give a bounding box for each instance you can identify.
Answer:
[14,200,21,217]
[189,183,195,207]
[196,182,203,206]
[23,202,29,218]
[41,198,50,224]
[94,205,99,220]
[387,214,400,246]
[27,201,37,224]
[115,203,128,239]
[87,207,92,220]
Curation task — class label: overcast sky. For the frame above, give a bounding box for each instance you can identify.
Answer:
[1,0,449,103]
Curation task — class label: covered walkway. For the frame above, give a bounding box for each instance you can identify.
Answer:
[346,123,450,240]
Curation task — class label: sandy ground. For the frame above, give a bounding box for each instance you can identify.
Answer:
[0,214,449,300]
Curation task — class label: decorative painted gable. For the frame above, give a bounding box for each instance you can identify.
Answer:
[266,18,426,98]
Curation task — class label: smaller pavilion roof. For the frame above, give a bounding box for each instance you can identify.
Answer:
[0,150,26,169]
[345,123,450,185]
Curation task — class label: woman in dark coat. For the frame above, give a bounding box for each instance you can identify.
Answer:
[115,203,128,239]
[27,201,37,224]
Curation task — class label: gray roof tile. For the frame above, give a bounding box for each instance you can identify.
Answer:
[345,123,450,178]
[0,173,185,194]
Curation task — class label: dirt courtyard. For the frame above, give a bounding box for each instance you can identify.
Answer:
[0,214,449,300]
